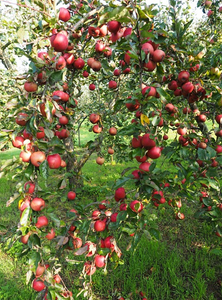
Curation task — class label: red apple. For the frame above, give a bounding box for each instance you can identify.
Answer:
[36,216,48,228]
[115,187,125,201]
[45,228,56,240]
[36,127,45,139]
[152,49,165,62]
[130,200,143,213]
[109,80,117,89]
[24,81,38,92]
[89,84,96,91]
[59,116,69,125]
[89,113,100,124]
[96,157,105,165]
[47,154,62,169]
[31,198,45,211]
[12,136,24,148]
[31,151,46,167]
[24,181,35,194]
[67,191,76,200]
[94,219,106,231]
[107,20,121,33]
[109,127,117,135]
[59,7,70,22]
[51,32,68,52]
[74,58,85,69]
[32,278,45,292]
[94,254,105,268]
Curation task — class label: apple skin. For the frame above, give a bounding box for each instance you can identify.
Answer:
[24,181,35,194]
[45,228,56,240]
[31,198,45,211]
[109,80,117,89]
[141,42,154,55]
[115,187,126,201]
[51,33,68,52]
[88,26,100,37]
[59,116,69,125]
[35,264,45,277]
[15,113,28,126]
[93,125,102,133]
[178,71,190,84]
[24,81,38,92]
[67,191,76,200]
[47,154,62,169]
[21,232,31,244]
[12,136,24,148]
[152,49,165,62]
[36,126,45,139]
[107,20,121,33]
[94,254,105,268]
[74,58,85,69]
[96,157,105,165]
[108,147,114,154]
[83,70,89,77]
[109,127,117,135]
[36,216,49,228]
[91,60,102,71]
[142,86,157,98]
[139,162,151,173]
[89,84,96,91]
[52,90,70,102]
[147,146,161,159]
[31,151,46,167]
[89,113,100,124]
[32,278,45,292]
[59,7,70,22]
[130,200,143,213]
[94,219,106,232]
[84,261,96,276]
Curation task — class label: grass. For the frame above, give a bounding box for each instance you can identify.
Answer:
[0,133,222,300]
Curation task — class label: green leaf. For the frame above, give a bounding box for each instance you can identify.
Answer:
[48,212,61,227]
[210,248,222,256]
[114,176,130,189]
[20,206,31,226]
[148,228,160,240]
[39,160,48,180]
[208,178,219,191]
[29,251,41,269]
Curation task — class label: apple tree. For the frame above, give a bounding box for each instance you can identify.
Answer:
[1,0,222,299]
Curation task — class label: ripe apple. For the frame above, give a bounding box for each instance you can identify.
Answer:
[59,7,70,22]
[32,278,45,292]
[89,113,100,124]
[91,60,102,71]
[130,200,143,213]
[24,181,35,194]
[108,147,114,154]
[88,26,100,37]
[31,198,45,211]
[35,264,45,277]
[107,20,121,33]
[182,82,194,94]
[15,113,28,126]
[45,228,56,240]
[52,90,70,102]
[51,32,68,52]
[12,136,24,148]
[103,46,112,57]
[141,42,154,55]
[114,69,121,76]
[142,86,157,98]
[47,154,62,169]
[96,157,105,165]
[83,70,89,77]
[89,84,96,91]
[31,151,46,167]
[95,41,105,52]
[216,145,222,153]
[99,24,108,37]
[115,187,125,201]
[142,133,156,149]
[94,219,106,231]
[198,114,207,122]
[147,146,161,159]
[56,56,66,70]
[177,127,187,135]
[63,53,75,65]
[109,127,117,135]
[24,81,38,92]
[109,80,117,89]
[143,60,156,72]
[94,254,105,268]
[36,127,45,139]
[152,49,165,62]
[139,162,151,173]
[131,136,143,148]
[36,216,48,228]
[74,57,85,69]
[178,71,190,84]
[67,191,76,200]
[215,114,222,124]
[93,124,102,133]
[21,232,31,244]
[59,115,69,125]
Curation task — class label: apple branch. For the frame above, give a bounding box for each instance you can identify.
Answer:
[71,6,104,32]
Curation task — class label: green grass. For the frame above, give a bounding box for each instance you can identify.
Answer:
[0,141,222,300]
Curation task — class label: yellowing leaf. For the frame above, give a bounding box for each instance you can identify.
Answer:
[141,114,150,125]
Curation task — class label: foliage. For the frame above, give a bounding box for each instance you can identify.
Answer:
[0,0,222,299]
